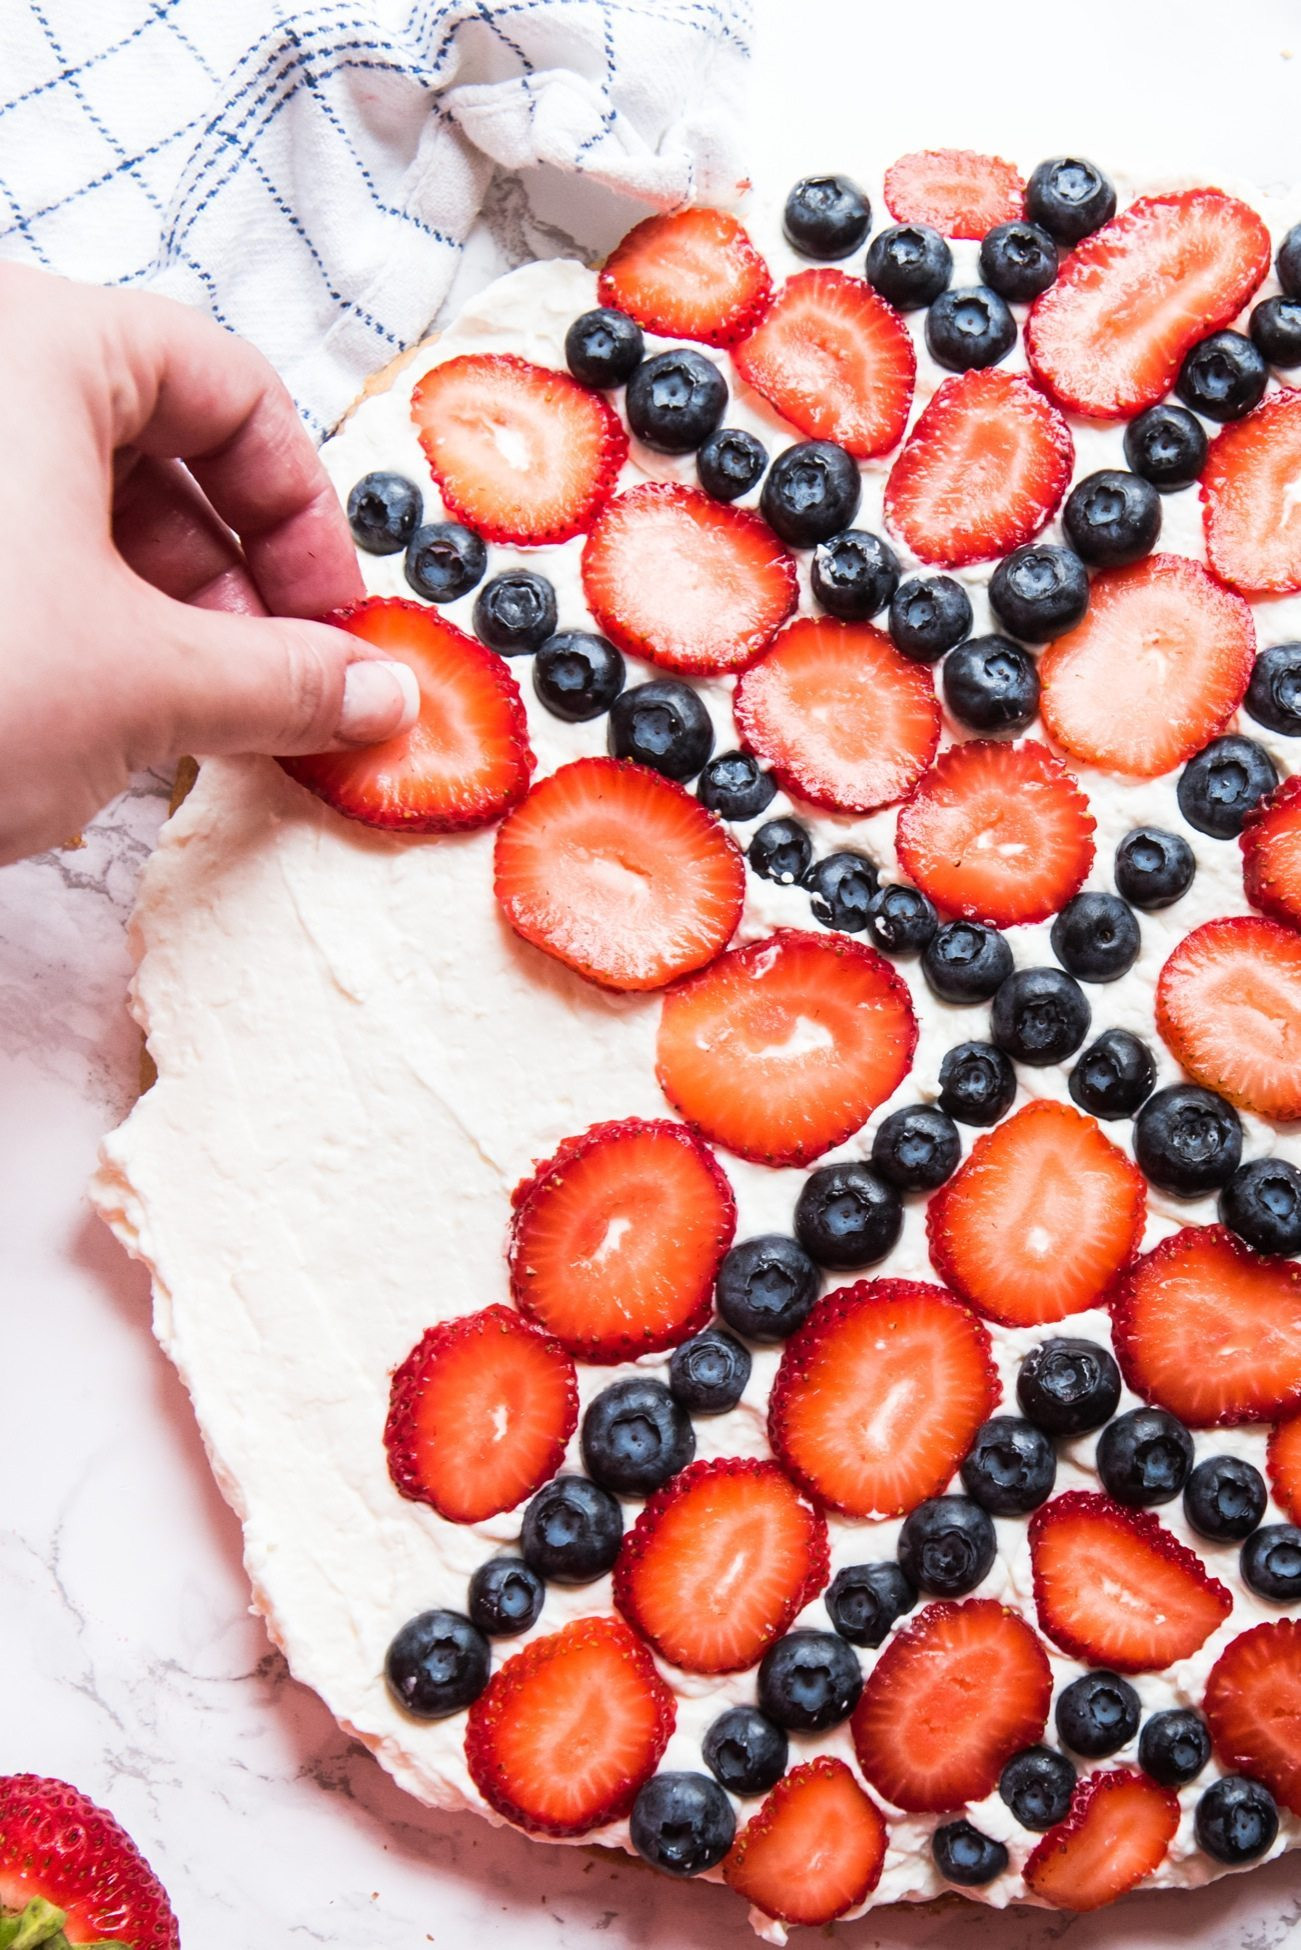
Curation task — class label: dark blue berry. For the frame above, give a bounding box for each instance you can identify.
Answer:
[1068,1029,1157,1120]
[1177,330,1268,422]
[1050,892,1141,983]
[715,1233,820,1341]
[1250,295,1301,368]
[761,440,861,546]
[979,220,1059,301]
[385,1609,489,1718]
[999,1746,1077,1831]
[702,1706,788,1795]
[405,522,486,603]
[668,1327,752,1414]
[1123,404,1208,492]
[581,1378,694,1497]
[898,1497,996,1596]
[1026,157,1116,245]
[1114,826,1196,908]
[922,920,1013,1002]
[565,307,644,388]
[1219,1157,1301,1256]
[1139,1709,1212,1787]
[784,174,872,258]
[696,750,776,822]
[627,349,727,452]
[865,883,938,955]
[811,528,900,620]
[1184,1454,1267,1542]
[942,634,1039,733]
[608,679,714,780]
[1196,1775,1279,1864]
[1017,1336,1121,1436]
[697,426,767,502]
[1245,642,1301,737]
[871,1103,961,1191]
[1063,469,1161,568]
[749,815,813,885]
[960,1416,1057,1515]
[1055,1671,1140,1757]
[794,1162,902,1270]
[805,849,878,931]
[1279,222,1301,298]
[1241,1524,1301,1602]
[864,223,952,309]
[931,1819,1008,1886]
[533,630,624,721]
[1134,1084,1243,1197]
[825,1561,917,1649]
[473,570,558,655]
[926,286,1016,371]
[937,1041,1018,1127]
[348,471,421,554]
[630,1771,735,1876]
[520,1476,623,1583]
[757,1629,863,1731]
[1096,1406,1194,1506]
[467,1557,544,1637]
[888,574,973,663]
[990,966,1090,1066]
[988,543,1089,641]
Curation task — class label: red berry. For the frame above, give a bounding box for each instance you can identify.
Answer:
[883,149,1025,239]
[1203,1620,1301,1818]
[1268,1416,1301,1524]
[733,269,915,458]
[598,207,772,347]
[0,1773,179,1948]
[722,1758,888,1927]
[1023,1768,1180,1910]
[1156,916,1301,1121]
[1241,774,1301,930]
[1203,388,1301,593]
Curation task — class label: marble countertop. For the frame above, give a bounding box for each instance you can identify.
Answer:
[6,0,1301,1942]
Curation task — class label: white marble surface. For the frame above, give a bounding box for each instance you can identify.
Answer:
[6,0,1301,1942]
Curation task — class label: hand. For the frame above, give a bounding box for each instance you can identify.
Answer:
[0,263,417,864]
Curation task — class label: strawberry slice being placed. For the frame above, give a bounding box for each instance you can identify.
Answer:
[410,352,626,544]
[613,1457,828,1674]
[1203,389,1301,594]
[1268,1416,1301,1524]
[1156,916,1301,1120]
[581,483,797,676]
[598,206,772,348]
[384,1305,577,1524]
[733,269,915,459]
[656,930,918,1167]
[883,148,1024,238]
[851,1600,1051,1812]
[894,740,1094,928]
[464,1617,674,1836]
[1039,555,1255,777]
[926,1101,1146,1329]
[1023,1769,1180,1911]
[0,1772,179,1948]
[768,1280,998,1518]
[733,617,940,814]
[883,369,1073,568]
[1029,1491,1230,1672]
[280,598,533,832]
[1025,190,1271,417]
[1110,1224,1301,1426]
[723,1759,887,1928]
[494,759,744,992]
[1204,1620,1301,1817]
[1242,774,1301,930]
[509,1118,735,1363]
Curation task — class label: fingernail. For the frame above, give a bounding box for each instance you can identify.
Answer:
[337,660,421,745]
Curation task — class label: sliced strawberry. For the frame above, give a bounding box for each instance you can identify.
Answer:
[1025,190,1271,417]
[1110,1224,1301,1426]
[1039,555,1255,777]
[280,599,533,832]
[1242,773,1301,929]
[613,1457,828,1674]
[410,351,626,545]
[656,930,918,1167]
[1029,1491,1230,1672]
[1268,1415,1301,1524]
[926,1102,1145,1329]
[464,1617,674,1836]
[1023,1769,1180,1911]
[723,1759,887,1927]
[733,617,940,814]
[598,207,772,348]
[883,370,1073,568]
[1203,389,1301,594]
[768,1280,998,1518]
[894,740,1094,927]
[883,148,1024,239]
[494,759,744,992]
[0,1772,179,1947]
[1204,1620,1301,1817]
[509,1118,734,1363]
[1156,916,1301,1120]
[733,269,915,458]
[851,1600,1051,1812]
[581,483,797,676]
[384,1305,577,1524]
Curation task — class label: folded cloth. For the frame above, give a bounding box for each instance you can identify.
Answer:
[0,0,751,433]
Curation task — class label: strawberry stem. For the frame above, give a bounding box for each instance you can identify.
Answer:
[0,1898,129,1950]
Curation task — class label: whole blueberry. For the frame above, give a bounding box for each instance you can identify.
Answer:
[922,920,1013,1002]
[1184,1455,1267,1542]
[1068,1029,1157,1120]
[564,306,644,388]
[1026,157,1117,245]
[1278,221,1301,298]
[825,1561,917,1649]
[1123,403,1209,492]
[990,967,1091,1066]
[897,1496,997,1597]
[668,1326,752,1414]
[1139,1709,1212,1788]
[1196,1775,1279,1864]
[405,521,487,603]
[697,426,768,502]
[348,470,421,554]
[761,440,862,546]
[1250,295,1301,369]
[581,1378,695,1497]
[811,528,900,620]
[888,574,973,663]
[715,1233,820,1341]
[942,635,1039,733]
[988,543,1090,642]
[1114,826,1196,908]
[871,1103,962,1191]
[696,750,776,822]
[1241,1524,1301,1602]
[520,1476,623,1583]
[757,1629,863,1731]
[794,1162,903,1270]
[1050,892,1141,983]
[865,883,939,956]
[474,570,558,655]
[1134,1084,1243,1197]
[1063,469,1162,568]
[1096,1407,1194,1506]
[961,1416,1057,1515]
[999,1746,1077,1831]
[609,679,714,780]
[865,223,953,309]
[805,849,879,931]
[783,174,872,258]
[926,285,1017,371]
[533,631,625,721]
[627,348,727,453]
[979,220,1059,302]
[1177,330,1268,422]
[630,1771,735,1877]
[467,1557,544,1637]
[749,815,813,885]
[1219,1157,1301,1256]
[938,1041,1018,1127]
[931,1819,1008,1887]
[702,1706,788,1795]
[1245,642,1301,738]
[1017,1336,1121,1436]
[385,1609,489,1718]
[1056,1671,1140,1757]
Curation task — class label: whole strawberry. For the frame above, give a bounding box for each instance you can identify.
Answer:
[0,1774,178,1948]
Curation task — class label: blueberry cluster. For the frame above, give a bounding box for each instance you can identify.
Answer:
[746,811,941,946]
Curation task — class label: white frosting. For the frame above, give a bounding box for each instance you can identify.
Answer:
[93,173,1301,1935]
